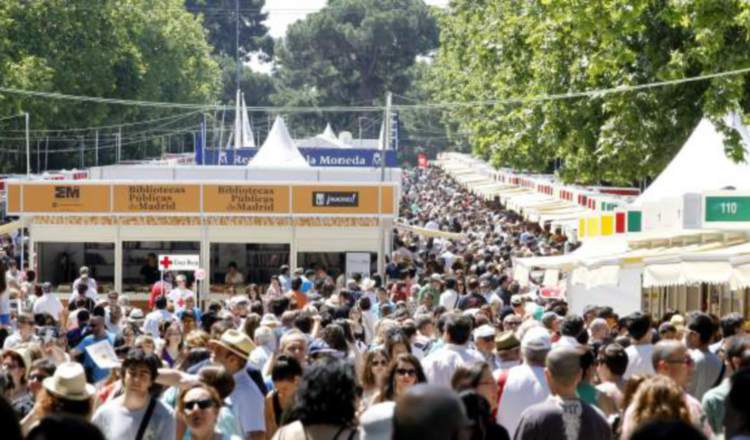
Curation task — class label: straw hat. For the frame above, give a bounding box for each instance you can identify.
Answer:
[42,362,96,401]
[209,329,255,359]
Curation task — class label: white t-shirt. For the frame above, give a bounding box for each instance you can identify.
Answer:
[143,309,174,338]
[33,294,64,320]
[624,343,655,379]
[421,343,484,387]
[92,397,176,440]
[167,287,193,306]
[71,277,98,300]
[496,364,550,437]
[439,289,459,310]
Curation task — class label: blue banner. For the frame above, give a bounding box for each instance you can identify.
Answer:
[198,147,398,167]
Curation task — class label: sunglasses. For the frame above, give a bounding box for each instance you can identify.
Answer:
[183,398,215,411]
[396,368,417,377]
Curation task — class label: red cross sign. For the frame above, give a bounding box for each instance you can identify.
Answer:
[158,254,200,271]
[159,255,172,271]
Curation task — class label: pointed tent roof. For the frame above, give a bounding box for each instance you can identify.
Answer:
[635,117,750,205]
[322,123,336,140]
[240,93,255,148]
[248,116,310,168]
[314,122,350,148]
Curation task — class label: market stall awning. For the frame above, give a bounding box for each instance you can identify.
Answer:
[641,240,750,288]
[394,222,465,240]
[0,221,21,236]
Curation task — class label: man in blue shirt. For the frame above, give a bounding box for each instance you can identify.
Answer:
[71,315,115,384]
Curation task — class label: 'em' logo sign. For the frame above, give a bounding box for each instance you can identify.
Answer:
[54,186,80,199]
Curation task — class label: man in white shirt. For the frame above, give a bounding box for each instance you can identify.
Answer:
[473,324,501,371]
[143,295,174,338]
[70,266,98,302]
[438,277,460,311]
[623,312,656,379]
[209,329,266,440]
[440,245,457,272]
[3,312,39,349]
[496,326,551,437]
[32,282,64,324]
[421,314,483,387]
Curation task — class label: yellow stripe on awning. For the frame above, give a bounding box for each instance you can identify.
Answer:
[0,221,22,235]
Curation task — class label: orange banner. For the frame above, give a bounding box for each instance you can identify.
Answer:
[113,184,200,212]
[6,184,20,213]
[21,184,110,213]
[204,185,289,214]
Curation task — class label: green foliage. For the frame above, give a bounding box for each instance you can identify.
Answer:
[0,0,221,172]
[271,0,439,137]
[398,62,460,163]
[432,0,750,185]
[186,0,274,62]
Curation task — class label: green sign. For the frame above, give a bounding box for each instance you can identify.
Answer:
[705,196,750,222]
[627,210,642,232]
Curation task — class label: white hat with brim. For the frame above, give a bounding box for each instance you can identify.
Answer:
[260,313,281,328]
[42,362,96,401]
[209,329,255,359]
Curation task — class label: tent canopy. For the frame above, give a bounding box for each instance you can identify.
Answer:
[635,118,750,205]
[248,116,310,168]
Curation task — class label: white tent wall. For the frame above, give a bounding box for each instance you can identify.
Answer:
[635,117,750,206]
[567,267,642,315]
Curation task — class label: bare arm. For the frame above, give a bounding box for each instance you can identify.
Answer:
[156,368,198,388]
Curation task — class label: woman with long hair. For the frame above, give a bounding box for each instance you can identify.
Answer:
[161,322,185,368]
[265,276,283,299]
[273,360,360,439]
[245,284,262,303]
[374,353,426,403]
[451,362,499,413]
[359,348,389,405]
[620,375,692,439]
[2,348,33,417]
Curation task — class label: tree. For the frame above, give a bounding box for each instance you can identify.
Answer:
[0,0,221,172]
[397,61,458,163]
[272,0,439,137]
[431,0,750,185]
[185,0,274,63]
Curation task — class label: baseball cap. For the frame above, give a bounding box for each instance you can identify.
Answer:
[473,324,496,340]
[521,326,551,351]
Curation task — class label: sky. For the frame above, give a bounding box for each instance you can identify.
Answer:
[250,0,450,71]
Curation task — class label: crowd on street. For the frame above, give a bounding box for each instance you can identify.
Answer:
[0,165,749,440]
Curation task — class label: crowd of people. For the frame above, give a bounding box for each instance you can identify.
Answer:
[0,166,749,440]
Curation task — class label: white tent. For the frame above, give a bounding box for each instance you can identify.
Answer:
[322,123,337,140]
[316,123,350,148]
[248,116,310,168]
[635,117,750,205]
[226,90,256,150]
